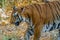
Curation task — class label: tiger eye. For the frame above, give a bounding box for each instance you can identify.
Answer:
[20,7,23,10]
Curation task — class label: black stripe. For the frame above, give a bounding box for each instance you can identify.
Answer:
[51,2,59,20]
[49,26,53,31]
[50,2,57,20]
[33,4,41,26]
[46,3,52,24]
[56,1,60,10]
[37,4,42,19]
[33,4,39,12]
[34,4,41,19]
[30,4,42,27]
[45,3,48,21]
[35,4,48,24]
[30,4,34,17]
[38,4,42,13]
[42,3,47,24]
[26,13,30,24]
[48,2,55,21]
[55,2,60,19]
[52,2,60,20]
[28,30,33,36]
[57,1,60,5]
[30,4,34,25]
[26,5,34,26]
[55,1,60,17]
[57,23,60,29]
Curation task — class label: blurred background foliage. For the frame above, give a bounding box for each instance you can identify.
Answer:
[0,0,43,11]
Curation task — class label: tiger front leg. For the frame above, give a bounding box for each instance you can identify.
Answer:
[34,24,43,40]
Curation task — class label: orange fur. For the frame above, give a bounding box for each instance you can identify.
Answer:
[10,1,60,40]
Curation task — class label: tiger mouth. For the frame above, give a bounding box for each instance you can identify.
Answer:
[15,21,20,26]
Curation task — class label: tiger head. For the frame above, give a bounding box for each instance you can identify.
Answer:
[10,6,30,26]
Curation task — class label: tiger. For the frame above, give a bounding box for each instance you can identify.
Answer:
[10,1,60,40]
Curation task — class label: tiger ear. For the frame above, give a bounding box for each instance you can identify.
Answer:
[18,7,24,13]
[13,6,17,11]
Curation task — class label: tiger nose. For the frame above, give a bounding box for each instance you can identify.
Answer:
[15,21,19,26]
